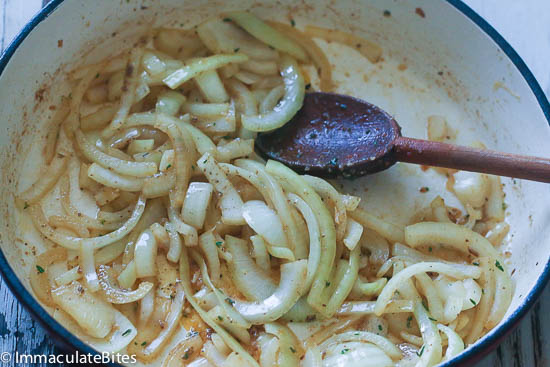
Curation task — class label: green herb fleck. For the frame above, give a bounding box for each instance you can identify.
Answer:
[141,341,147,346]
[420,186,430,193]
[290,19,296,27]
[36,265,45,274]
[416,345,425,357]
[383,10,391,17]
[377,324,383,331]
[470,298,477,306]
[95,73,100,78]
[122,329,132,337]
[482,288,485,294]
[166,164,172,169]
[225,297,235,306]
[305,83,311,90]
[23,202,29,209]
[217,315,223,321]
[215,241,223,248]
[100,219,106,225]
[223,18,232,22]
[472,262,479,266]
[428,317,437,322]
[191,165,195,171]
[495,260,504,272]
[290,347,296,353]
[354,332,360,335]
[234,47,240,52]
[183,352,189,359]
[406,315,413,328]
[325,281,331,287]
[341,348,350,354]
[428,246,432,252]
[502,202,507,210]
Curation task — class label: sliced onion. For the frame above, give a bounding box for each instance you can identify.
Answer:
[319,331,401,360]
[197,152,245,225]
[53,308,137,353]
[139,285,155,325]
[182,182,214,229]
[29,247,67,307]
[87,163,145,191]
[117,260,137,289]
[76,129,157,177]
[250,235,270,272]
[97,265,153,304]
[437,324,464,362]
[140,284,185,360]
[166,193,199,246]
[264,323,302,366]
[162,333,204,367]
[233,260,306,323]
[163,53,249,89]
[338,300,413,315]
[413,300,442,366]
[165,222,183,262]
[55,266,82,287]
[265,160,336,316]
[242,200,287,247]
[343,218,363,251]
[134,229,158,278]
[28,196,146,250]
[241,56,305,132]
[51,280,115,339]
[374,262,481,316]
[226,11,307,61]
[179,247,260,367]
[350,208,405,244]
[18,154,68,206]
[80,243,99,292]
[199,231,221,283]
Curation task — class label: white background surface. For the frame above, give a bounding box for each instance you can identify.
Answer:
[0,0,548,366]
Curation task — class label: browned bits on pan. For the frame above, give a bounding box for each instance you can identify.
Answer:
[415,7,426,18]
[57,39,63,48]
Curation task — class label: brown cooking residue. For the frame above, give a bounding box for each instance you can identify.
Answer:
[57,39,63,48]
[34,87,46,103]
[398,63,408,71]
[415,7,426,18]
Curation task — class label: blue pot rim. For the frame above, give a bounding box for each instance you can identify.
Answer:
[0,1,548,366]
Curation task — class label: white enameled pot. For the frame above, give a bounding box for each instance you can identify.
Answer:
[0,0,548,365]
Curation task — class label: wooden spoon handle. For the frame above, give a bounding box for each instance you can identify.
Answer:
[393,137,550,183]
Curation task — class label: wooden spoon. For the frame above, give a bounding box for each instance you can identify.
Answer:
[255,92,550,182]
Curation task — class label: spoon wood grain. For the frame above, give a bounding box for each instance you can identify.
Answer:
[255,92,550,182]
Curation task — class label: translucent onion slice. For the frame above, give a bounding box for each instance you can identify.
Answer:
[338,300,413,315]
[30,247,67,307]
[161,334,204,367]
[319,331,401,360]
[343,218,363,251]
[242,200,287,247]
[17,154,68,206]
[264,323,302,366]
[166,193,199,247]
[97,265,153,304]
[182,182,214,229]
[51,280,115,339]
[179,247,260,367]
[80,243,99,292]
[76,129,156,177]
[196,17,278,61]
[226,11,307,61]
[163,53,249,89]
[267,21,334,91]
[322,341,393,367]
[134,229,158,278]
[198,152,245,225]
[374,262,482,316]
[53,308,137,353]
[250,235,270,272]
[199,231,221,283]
[241,56,304,132]
[404,221,500,259]
[87,163,145,191]
[233,260,307,324]
[265,160,336,316]
[195,69,229,103]
[438,324,464,362]
[28,196,146,250]
[142,170,176,198]
[350,208,405,244]
[235,159,307,259]
[413,300,442,366]
[55,266,82,287]
[140,284,185,361]
[287,193,321,291]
